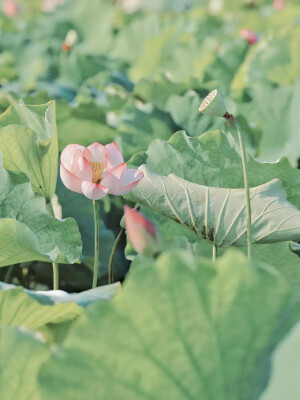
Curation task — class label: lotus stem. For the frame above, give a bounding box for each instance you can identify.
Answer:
[212,244,217,262]
[233,121,252,260]
[108,228,124,284]
[92,200,100,288]
[4,264,14,283]
[52,262,59,290]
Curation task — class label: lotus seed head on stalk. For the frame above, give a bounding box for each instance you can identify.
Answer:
[199,89,227,118]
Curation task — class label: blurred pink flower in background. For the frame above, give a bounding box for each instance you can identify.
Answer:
[2,0,19,17]
[42,0,65,13]
[273,0,285,10]
[124,206,161,256]
[60,142,143,200]
[240,28,259,45]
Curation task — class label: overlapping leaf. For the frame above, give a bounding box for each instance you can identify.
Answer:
[0,153,82,266]
[0,288,82,330]
[0,281,120,307]
[0,99,58,200]
[0,327,49,400]
[129,130,300,208]
[38,250,298,400]
[129,165,300,247]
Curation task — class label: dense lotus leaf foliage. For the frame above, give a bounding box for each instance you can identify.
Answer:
[0,0,299,399]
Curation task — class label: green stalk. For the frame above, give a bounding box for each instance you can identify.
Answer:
[92,200,100,288]
[4,265,14,283]
[233,121,252,260]
[212,244,217,262]
[52,262,59,290]
[108,228,124,284]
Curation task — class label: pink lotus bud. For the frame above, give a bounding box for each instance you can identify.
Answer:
[124,206,161,256]
[60,142,143,200]
[240,28,259,45]
[273,0,285,10]
[2,0,19,17]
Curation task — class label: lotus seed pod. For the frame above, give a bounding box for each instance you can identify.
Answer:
[199,89,227,118]
[65,29,78,47]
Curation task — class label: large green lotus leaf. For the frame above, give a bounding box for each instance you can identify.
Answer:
[238,81,300,165]
[0,99,58,200]
[39,250,298,400]
[128,165,300,247]
[231,26,300,93]
[0,288,82,330]
[0,154,82,266]
[116,105,174,161]
[129,130,300,209]
[0,327,49,400]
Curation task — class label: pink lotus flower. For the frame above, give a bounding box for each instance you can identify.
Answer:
[240,28,259,45]
[2,0,19,17]
[124,206,160,256]
[60,142,143,200]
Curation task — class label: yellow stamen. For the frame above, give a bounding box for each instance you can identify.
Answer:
[90,162,104,183]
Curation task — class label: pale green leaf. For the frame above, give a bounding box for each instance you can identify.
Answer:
[0,100,58,200]
[129,130,300,209]
[0,153,82,266]
[0,288,82,330]
[39,250,298,400]
[0,281,121,307]
[128,165,300,247]
[0,327,49,400]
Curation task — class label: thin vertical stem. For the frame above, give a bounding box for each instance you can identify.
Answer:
[92,200,100,288]
[108,228,124,284]
[4,265,14,283]
[52,262,59,290]
[233,121,252,260]
[212,244,217,262]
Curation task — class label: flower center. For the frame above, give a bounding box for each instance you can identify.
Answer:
[90,162,104,183]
